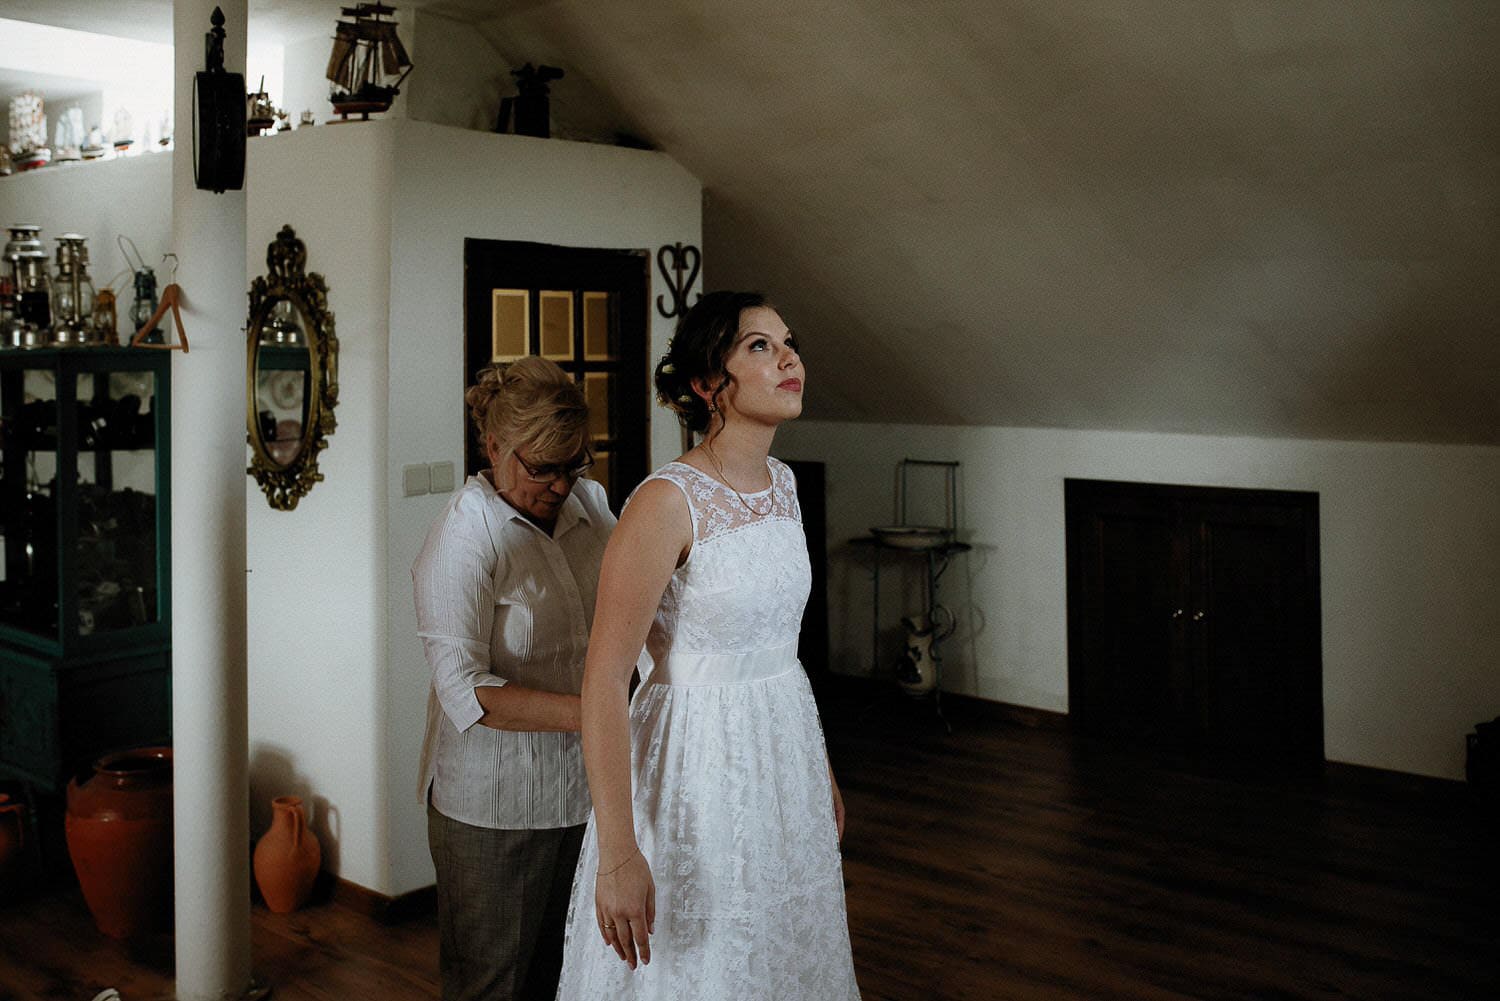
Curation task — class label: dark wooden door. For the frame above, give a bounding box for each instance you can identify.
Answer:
[786,460,828,681]
[464,239,650,511]
[1065,485,1187,747]
[1065,479,1322,769]
[1186,496,1323,765]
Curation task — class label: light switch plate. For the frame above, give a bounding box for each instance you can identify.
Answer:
[429,461,456,493]
[402,463,431,497]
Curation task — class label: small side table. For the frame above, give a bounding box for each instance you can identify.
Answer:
[851,536,971,732]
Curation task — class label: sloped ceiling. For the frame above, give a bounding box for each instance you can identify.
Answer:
[461,0,1500,443]
[6,0,1498,443]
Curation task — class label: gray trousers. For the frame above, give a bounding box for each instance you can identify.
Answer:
[427,805,586,1001]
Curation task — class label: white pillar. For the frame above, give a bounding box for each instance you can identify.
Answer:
[170,1,256,998]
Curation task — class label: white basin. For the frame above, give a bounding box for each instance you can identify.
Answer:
[871,525,950,550]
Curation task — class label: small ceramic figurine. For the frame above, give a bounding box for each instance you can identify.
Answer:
[897,613,938,696]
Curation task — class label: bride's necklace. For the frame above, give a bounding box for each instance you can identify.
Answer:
[704,444,773,517]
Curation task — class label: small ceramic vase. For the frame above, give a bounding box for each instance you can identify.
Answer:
[253,796,321,913]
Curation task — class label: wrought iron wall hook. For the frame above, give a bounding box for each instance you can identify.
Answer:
[655,243,701,319]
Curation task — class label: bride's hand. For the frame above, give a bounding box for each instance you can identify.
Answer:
[596,850,656,969]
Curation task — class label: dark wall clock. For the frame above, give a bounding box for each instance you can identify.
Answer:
[193,6,246,194]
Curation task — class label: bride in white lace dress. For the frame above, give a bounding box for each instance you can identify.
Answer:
[555,292,860,1000]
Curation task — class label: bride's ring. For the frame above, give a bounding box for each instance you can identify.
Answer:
[603,922,615,929]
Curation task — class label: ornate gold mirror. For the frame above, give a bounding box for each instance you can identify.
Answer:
[246,225,338,510]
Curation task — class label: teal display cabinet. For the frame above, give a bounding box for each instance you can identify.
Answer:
[0,347,171,793]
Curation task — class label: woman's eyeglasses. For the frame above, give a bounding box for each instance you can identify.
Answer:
[515,451,594,484]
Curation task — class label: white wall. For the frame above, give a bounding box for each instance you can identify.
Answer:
[5,120,698,897]
[244,123,394,891]
[406,10,512,132]
[0,19,173,153]
[279,33,330,128]
[384,120,700,894]
[0,92,106,152]
[776,419,1500,781]
[0,152,172,292]
[0,154,170,490]
[270,7,517,134]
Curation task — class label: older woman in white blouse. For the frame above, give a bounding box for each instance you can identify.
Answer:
[413,356,613,1001]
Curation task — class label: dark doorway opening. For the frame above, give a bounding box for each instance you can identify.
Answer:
[463,239,651,512]
[1064,479,1323,772]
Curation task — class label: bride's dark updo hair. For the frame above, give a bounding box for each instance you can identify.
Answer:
[654,290,770,433]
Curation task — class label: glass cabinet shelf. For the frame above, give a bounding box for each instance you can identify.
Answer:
[0,347,171,791]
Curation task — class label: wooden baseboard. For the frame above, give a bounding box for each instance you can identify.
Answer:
[942,690,1068,729]
[331,876,436,924]
[814,671,1471,791]
[812,669,1068,730]
[1323,758,1466,797]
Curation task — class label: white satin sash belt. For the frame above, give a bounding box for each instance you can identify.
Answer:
[648,642,800,688]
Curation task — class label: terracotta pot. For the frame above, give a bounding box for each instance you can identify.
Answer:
[0,793,25,890]
[65,747,174,939]
[253,795,321,913]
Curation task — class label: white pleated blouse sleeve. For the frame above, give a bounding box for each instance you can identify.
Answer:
[412,484,508,734]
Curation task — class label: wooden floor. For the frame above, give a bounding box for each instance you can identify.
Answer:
[832,690,1497,1001]
[1,687,1495,1000]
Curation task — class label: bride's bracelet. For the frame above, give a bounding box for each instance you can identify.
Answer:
[598,850,641,878]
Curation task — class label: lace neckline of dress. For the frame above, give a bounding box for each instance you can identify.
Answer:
[667,458,774,497]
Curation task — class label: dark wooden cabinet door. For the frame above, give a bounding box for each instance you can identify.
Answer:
[1187,497,1323,765]
[1066,480,1322,771]
[1065,482,1188,747]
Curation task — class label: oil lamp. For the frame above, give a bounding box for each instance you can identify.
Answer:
[130,266,162,344]
[0,275,21,349]
[3,225,51,333]
[92,288,119,345]
[49,234,96,347]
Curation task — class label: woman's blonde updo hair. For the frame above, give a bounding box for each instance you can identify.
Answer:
[466,356,590,465]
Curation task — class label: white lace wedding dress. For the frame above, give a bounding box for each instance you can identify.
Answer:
[556,457,860,1000]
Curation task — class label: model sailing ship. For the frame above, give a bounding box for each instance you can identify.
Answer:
[326,3,413,120]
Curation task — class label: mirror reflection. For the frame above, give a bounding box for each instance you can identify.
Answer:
[254,298,311,467]
[246,225,338,511]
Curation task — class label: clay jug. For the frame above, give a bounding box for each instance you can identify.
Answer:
[0,793,25,891]
[65,747,174,939]
[253,796,321,913]
[896,614,938,696]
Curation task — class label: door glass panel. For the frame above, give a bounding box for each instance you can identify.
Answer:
[589,449,611,497]
[75,370,159,634]
[583,291,614,360]
[539,291,573,360]
[0,369,58,636]
[491,289,529,361]
[583,372,610,440]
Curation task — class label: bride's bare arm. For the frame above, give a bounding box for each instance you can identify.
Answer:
[583,478,692,969]
[828,758,846,843]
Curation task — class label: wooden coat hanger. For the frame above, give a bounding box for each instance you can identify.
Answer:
[129,254,189,352]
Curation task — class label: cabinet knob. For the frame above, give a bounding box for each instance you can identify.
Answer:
[1192,610,1206,622]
